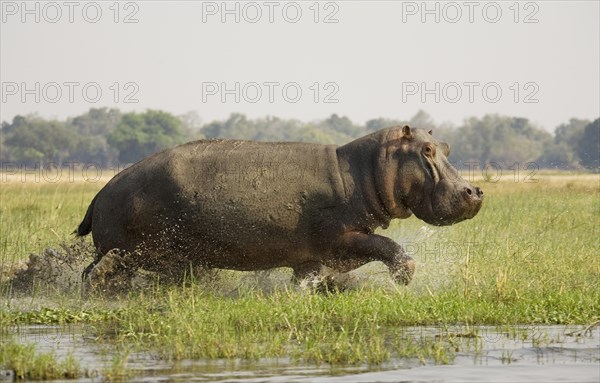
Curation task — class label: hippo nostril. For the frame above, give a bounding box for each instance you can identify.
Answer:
[464,187,472,196]
[476,187,483,197]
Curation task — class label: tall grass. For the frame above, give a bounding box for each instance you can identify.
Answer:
[0,181,100,266]
[0,341,83,380]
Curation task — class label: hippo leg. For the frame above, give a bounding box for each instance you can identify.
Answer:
[83,250,136,293]
[81,258,100,282]
[331,232,415,285]
[292,262,349,292]
[292,261,325,282]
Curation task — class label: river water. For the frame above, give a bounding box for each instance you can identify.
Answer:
[2,324,598,382]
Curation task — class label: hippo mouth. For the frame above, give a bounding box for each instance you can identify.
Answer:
[414,181,483,227]
[434,185,483,225]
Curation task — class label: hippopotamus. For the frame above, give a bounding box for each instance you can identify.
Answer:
[77,126,482,288]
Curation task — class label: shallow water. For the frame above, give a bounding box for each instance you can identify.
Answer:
[3,324,598,382]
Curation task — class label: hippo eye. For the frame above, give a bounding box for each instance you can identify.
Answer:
[422,143,436,158]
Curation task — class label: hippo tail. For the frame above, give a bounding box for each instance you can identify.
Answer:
[75,194,98,236]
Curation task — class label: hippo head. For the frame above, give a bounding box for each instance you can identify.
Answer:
[375,125,483,226]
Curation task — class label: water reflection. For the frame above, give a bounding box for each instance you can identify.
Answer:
[2,325,598,382]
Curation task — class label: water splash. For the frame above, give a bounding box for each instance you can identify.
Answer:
[4,241,96,295]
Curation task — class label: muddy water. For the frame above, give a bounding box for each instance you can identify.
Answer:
[3,325,598,382]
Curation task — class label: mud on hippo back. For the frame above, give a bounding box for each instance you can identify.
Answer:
[77,125,483,289]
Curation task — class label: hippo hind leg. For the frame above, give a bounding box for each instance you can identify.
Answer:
[81,258,100,282]
[82,249,137,294]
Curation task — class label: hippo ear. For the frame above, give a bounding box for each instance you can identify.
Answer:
[402,125,412,137]
[428,130,433,136]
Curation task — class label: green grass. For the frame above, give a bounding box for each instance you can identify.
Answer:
[1,174,599,374]
[0,181,99,266]
[0,341,83,380]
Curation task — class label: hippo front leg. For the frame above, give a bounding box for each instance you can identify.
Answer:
[331,232,416,285]
[292,261,326,283]
[292,261,341,292]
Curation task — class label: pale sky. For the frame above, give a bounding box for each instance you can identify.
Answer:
[1,0,599,131]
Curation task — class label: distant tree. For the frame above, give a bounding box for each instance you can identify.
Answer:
[1,115,27,134]
[293,124,324,143]
[178,110,204,141]
[252,116,303,142]
[68,135,119,168]
[2,115,77,165]
[66,108,122,167]
[535,142,577,169]
[319,114,363,137]
[555,118,589,148]
[577,118,600,170]
[108,110,184,163]
[292,124,343,144]
[540,118,590,169]
[202,113,256,140]
[0,122,10,163]
[450,114,552,168]
[69,108,122,136]
[409,110,437,132]
[365,117,407,133]
[1,109,594,171]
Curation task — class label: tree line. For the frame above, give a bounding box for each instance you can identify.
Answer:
[1,108,598,171]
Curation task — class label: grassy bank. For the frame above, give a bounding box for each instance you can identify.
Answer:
[1,173,599,372]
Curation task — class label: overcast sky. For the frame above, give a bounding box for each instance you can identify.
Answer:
[1,1,599,131]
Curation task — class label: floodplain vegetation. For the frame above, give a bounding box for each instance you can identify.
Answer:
[0,172,598,379]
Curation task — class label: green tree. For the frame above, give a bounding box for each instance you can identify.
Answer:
[319,114,363,137]
[409,110,437,132]
[69,107,122,136]
[2,115,77,165]
[548,118,589,168]
[250,116,302,142]
[178,110,204,141]
[2,109,593,171]
[108,110,184,163]
[67,108,122,167]
[449,114,552,168]
[364,111,454,143]
[577,118,600,170]
[535,142,577,169]
[365,117,407,133]
[202,113,257,140]
[555,118,588,147]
